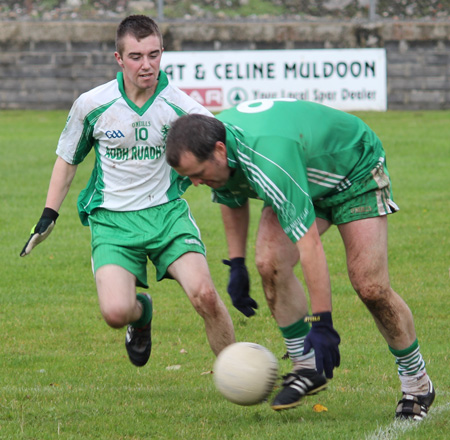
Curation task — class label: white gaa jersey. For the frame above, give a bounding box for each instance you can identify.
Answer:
[56,71,212,225]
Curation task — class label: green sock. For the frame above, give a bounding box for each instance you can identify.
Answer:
[280,318,311,339]
[389,339,426,376]
[131,294,152,328]
[280,317,314,364]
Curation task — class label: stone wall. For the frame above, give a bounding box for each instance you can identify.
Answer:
[0,20,448,110]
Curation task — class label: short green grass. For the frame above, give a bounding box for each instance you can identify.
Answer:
[1,110,449,439]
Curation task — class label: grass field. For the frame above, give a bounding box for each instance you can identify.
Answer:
[1,110,449,439]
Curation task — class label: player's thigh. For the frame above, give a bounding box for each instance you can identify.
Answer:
[168,252,213,293]
[149,200,206,282]
[337,216,390,290]
[168,252,218,313]
[95,264,138,316]
[89,209,149,288]
[255,206,299,270]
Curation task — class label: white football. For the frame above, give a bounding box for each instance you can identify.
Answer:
[213,342,279,406]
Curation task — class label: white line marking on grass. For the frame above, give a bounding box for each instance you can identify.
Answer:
[365,401,450,440]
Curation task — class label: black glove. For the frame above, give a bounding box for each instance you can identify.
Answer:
[304,312,341,379]
[222,258,258,317]
[20,207,59,257]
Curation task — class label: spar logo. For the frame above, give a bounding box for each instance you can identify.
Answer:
[181,88,223,107]
[227,87,248,106]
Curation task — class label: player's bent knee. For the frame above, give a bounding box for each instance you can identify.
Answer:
[255,257,285,282]
[190,285,221,318]
[255,255,272,276]
[101,306,130,329]
[355,283,391,306]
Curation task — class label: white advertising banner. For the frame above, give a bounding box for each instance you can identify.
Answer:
[161,48,387,112]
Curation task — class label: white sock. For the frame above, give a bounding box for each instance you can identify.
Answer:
[284,336,316,371]
[399,372,430,395]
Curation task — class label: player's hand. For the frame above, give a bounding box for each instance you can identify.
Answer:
[223,258,258,317]
[304,312,341,379]
[20,208,59,257]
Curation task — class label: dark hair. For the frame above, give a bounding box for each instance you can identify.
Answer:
[116,15,163,55]
[166,114,227,167]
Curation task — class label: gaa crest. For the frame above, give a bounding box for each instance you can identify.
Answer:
[280,200,296,223]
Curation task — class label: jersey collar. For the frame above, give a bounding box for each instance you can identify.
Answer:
[116,71,169,115]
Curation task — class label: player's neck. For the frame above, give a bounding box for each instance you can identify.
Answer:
[125,82,157,108]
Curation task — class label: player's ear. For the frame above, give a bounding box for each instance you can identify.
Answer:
[215,141,227,161]
[114,52,124,69]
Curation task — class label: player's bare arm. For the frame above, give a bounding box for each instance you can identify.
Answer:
[45,156,78,212]
[296,221,332,313]
[220,202,258,317]
[220,203,250,259]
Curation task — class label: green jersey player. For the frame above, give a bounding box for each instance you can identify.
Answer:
[20,15,235,367]
[165,99,435,420]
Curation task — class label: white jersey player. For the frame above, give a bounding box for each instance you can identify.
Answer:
[21,15,235,367]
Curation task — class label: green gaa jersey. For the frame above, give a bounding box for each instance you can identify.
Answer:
[213,99,386,242]
[56,71,212,225]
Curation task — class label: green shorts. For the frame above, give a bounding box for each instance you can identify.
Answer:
[88,199,206,287]
[314,159,399,224]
